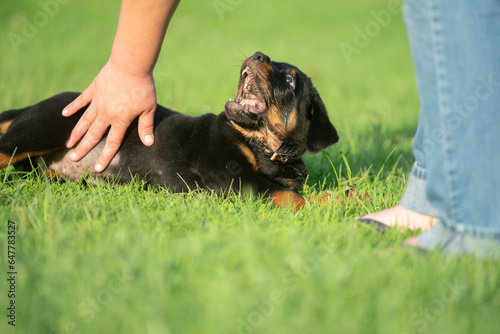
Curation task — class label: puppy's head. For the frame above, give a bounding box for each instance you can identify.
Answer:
[225,52,338,159]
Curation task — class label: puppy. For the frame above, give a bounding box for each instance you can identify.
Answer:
[0,52,338,209]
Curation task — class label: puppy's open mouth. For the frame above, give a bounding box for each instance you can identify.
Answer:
[230,67,267,114]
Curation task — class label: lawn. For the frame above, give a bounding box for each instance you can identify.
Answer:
[1,0,499,333]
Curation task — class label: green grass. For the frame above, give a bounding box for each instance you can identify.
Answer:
[1,1,499,333]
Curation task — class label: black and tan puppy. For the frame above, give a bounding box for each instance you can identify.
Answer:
[0,52,338,209]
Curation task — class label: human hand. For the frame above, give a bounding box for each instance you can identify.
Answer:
[62,60,157,172]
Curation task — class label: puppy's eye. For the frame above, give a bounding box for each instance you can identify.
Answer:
[285,75,295,88]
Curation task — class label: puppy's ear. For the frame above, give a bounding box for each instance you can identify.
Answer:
[306,88,339,154]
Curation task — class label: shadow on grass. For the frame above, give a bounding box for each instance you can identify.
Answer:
[304,122,416,190]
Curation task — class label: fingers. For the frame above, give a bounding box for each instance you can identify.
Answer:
[68,114,109,164]
[94,124,128,172]
[62,88,92,117]
[138,108,156,146]
[66,102,154,173]
[62,66,157,173]
[65,102,98,148]
[68,112,130,172]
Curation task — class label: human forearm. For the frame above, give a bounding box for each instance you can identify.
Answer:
[62,0,181,172]
[110,0,180,77]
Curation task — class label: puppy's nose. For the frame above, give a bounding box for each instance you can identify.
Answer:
[252,51,271,64]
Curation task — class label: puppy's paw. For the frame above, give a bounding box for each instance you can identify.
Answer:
[309,186,371,207]
[270,190,306,210]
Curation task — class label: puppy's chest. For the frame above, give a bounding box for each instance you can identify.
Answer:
[254,153,282,174]
[241,144,308,188]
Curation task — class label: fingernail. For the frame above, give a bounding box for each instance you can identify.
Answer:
[95,163,103,172]
[69,152,78,161]
[144,135,154,145]
[62,108,69,116]
[65,138,74,148]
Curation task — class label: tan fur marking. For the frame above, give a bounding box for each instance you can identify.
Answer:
[42,169,64,180]
[290,69,297,76]
[230,121,254,139]
[263,129,282,152]
[267,106,299,136]
[0,120,14,134]
[236,143,259,171]
[0,149,58,169]
[230,121,283,152]
[287,108,298,131]
[266,106,286,135]
[309,194,332,206]
[0,154,13,169]
[270,190,306,210]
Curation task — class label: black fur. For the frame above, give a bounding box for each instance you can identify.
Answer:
[0,52,338,209]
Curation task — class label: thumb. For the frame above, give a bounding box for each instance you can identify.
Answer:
[62,87,93,117]
[138,109,155,146]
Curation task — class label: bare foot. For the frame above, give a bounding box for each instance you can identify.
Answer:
[361,205,438,231]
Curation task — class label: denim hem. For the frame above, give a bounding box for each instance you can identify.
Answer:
[439,215,500,238]
[400,162,441,217]
[417,221,500,259]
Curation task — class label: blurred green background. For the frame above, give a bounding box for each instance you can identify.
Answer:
[3,2,496,334]
[0,0,418,176]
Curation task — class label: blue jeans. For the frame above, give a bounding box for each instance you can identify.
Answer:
[400,0,500,257]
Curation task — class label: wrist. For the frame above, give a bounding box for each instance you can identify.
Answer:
[107,52,154,79]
